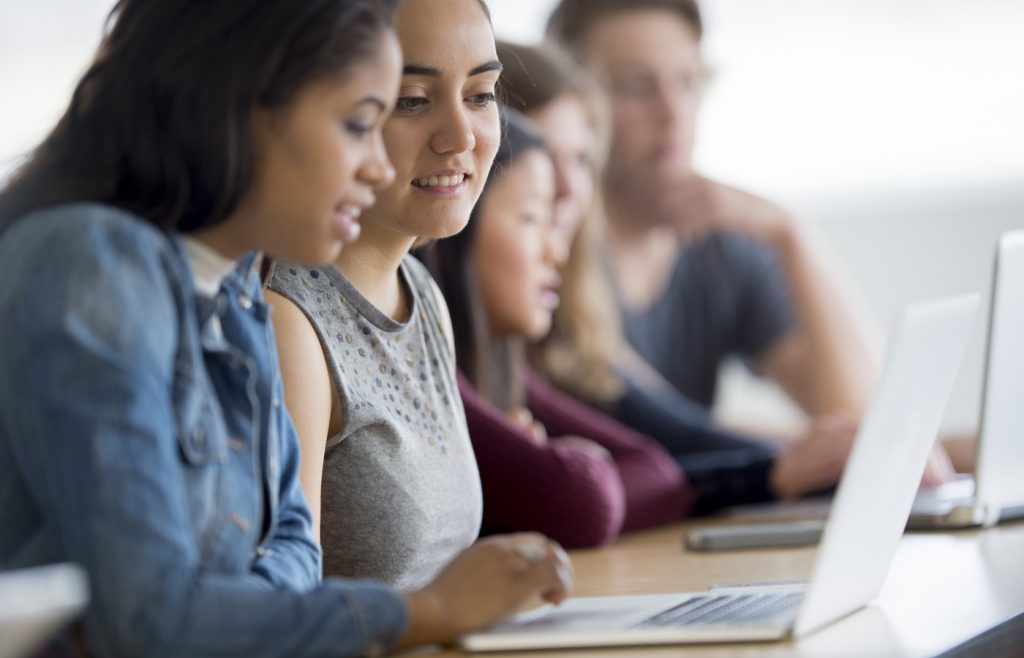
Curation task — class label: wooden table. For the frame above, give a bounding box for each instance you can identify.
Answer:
[425,518,1024,657]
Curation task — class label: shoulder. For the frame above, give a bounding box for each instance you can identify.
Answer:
[266,287,319,341]
[400,253,436,293]
[0,204,184,359]
[691,232,780,269]
[2,203,177,262]
[403,254,456,353]
[0,202,185,302]
[266,261,337,315]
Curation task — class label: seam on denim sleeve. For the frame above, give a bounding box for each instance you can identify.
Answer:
[337,583,371,648]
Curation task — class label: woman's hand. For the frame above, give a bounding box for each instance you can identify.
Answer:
[395,533,573,649]
[507,407,548,445]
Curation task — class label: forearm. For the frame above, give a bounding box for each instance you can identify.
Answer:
[768,222,882,415]
[477,437,627,548]
[527,371,692,530]
[95,572,406,658]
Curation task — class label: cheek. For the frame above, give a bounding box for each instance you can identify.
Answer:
[475,114,502,167]
[478,231,538,328]
[381,123,421,177]
[571,166,594,208]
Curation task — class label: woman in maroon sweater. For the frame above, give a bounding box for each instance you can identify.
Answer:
[421,109,692,548]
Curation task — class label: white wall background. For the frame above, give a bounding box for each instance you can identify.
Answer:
[3,0,1023,434]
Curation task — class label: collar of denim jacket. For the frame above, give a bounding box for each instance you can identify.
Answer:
[181,235,237,298]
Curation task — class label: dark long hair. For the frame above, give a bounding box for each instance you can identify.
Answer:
[421,108,546,410]
[0,0,399,234]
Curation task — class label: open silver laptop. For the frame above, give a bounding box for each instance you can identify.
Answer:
[460,295,979,651]
[909,231,1024,530]
[0,563,88,658]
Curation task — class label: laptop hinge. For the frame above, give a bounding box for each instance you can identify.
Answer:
[978,502,1002,528]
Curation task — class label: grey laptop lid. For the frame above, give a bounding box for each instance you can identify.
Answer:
[974,230,1024,520]
[794,294,979,637]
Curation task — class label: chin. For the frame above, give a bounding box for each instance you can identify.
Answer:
[415,211,473,240]
[525,317,553,342]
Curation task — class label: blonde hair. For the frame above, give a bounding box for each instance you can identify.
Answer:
[496,42,626,406]
[528,193,625,406]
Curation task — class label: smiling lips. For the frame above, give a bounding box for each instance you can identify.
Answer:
[411,172,469,196]
[331,203,363,242]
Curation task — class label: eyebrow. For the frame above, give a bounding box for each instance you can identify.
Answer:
[403,60,503,78]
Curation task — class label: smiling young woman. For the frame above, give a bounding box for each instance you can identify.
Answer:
[266,0,572,599]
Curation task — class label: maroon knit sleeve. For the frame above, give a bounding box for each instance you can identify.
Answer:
[457,371,626,548]
[525,370,694,531]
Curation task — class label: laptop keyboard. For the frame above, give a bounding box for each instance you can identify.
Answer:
[634,592,803,628]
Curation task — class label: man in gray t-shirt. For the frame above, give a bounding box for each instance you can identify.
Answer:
[548,0,884,419]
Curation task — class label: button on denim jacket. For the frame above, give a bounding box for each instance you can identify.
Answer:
[0,204,405,657]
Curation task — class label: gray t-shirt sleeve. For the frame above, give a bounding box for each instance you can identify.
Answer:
[728,234,796,364]
[618,233,796,406]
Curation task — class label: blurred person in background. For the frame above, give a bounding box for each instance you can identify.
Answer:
[498,42,858,511]
[544,0,958,484]
[424,109,858,553]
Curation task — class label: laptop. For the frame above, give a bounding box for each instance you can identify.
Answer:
[909,230,1024,529]
[459,294,979,651]
[0,563,88,658]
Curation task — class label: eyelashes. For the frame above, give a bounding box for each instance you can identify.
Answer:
[393,91,497,114]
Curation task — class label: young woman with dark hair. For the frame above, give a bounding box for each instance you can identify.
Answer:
[0,2,569,656]
[266,0,574,593]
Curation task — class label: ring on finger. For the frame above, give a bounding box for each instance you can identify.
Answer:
[515,541,547,565]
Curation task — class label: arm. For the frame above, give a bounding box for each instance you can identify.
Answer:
[248,367,323,591]
[756,220,882,416]
[266,288,334,544]
[654,174,882,415]
[525,371,693,531]
[0,218,403,657]
[458,372,626,548]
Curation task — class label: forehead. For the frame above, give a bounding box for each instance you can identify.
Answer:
[582,8,701,73]
[395,0,496,71]
[529,96,592,143]
[501,149,555,198]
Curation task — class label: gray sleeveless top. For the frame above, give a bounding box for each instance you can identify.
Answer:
[269,256,482,590]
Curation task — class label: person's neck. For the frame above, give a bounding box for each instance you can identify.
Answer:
[602,187,681,311]
[190,220,249,262]
[333,219,416,322]
[603,188,678,252]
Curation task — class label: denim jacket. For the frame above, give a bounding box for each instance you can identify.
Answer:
[0,204,406,657]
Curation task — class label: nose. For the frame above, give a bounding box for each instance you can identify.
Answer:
[362,131,395,189]
[654,84,682,129]
[430,101,476,154]
[553,157,573,206]
[544,221,568,269]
